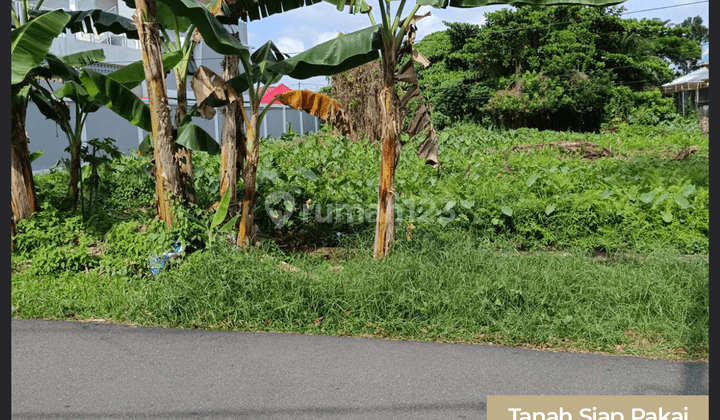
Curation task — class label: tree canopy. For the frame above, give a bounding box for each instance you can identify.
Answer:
[414,5,703,131]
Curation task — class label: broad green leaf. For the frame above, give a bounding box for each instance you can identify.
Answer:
[80,69,152,132]
[673,194,690,209]
[660,210,673,223]
[460,199,475,209]
[545,203,556,215]
[11,10,71,85]
[416,0,626,8]
[211,185,234,231]
[501,206,513,217]
[217,214,241,234]
[44,50,107,83]
[601,190,612,199]
[53,81,102,113]
[31,8,139,39]
[444,200,457,211]
[28,85,71,134]
[268,25,384,80]
[682,184,696,197]
[176,124,221,155]
[526,173,539,188]
[655,192,669,205]
[203,0,334,24]
[29,150,44,163]
[150,0,250,59]
[302,169,318,181]
[639,191,655,204]
[107,51,184,89]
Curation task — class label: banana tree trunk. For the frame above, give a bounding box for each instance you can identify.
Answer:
[67,138,82,211]
[134,0,184,228]
[174,73,195,204]
[11,102,39,226]
[237,114,258,248]
[219,53,241,217]
[373,45,401,259]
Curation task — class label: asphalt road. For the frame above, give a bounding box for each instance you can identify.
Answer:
[11,319,708,420]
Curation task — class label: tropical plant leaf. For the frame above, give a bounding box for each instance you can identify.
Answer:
[673,194,690,209]
[11,10,71,85]
[176,123,221,155]
[526,173,540,188]
[203,0,332,24]
[30,8,139,39]
[44,50,107,83]
[106,51,184,89]
[415,0,626,8]
[146,0,251,59]
[268,25,384,79]
[501,206,513,217]
[190,66,242,119]
[79,69,152,132]
[53,81,102,113]
[211,183,234,231]
[28,86,71,133]
[29,150,44,163]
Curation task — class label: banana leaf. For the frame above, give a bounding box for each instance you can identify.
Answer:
[138,122,220,155]
[176,123,221,155]
[79,69,152,132]
[122,1,193,33]
[44,49,107,83]
[105,50,184,89]
[29,8,139,39]
[268,25,384,79]
[53,81,103,114]
[133,0,250,60]
[415,0,625,8]
[11,10,71,85]
[203,0,333,24]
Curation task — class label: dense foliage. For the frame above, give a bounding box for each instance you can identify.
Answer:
[11,120,709,360]
[12,118,708,279]
[414,5,704,130]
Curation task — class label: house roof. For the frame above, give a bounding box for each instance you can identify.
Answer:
[260,84,292,104]
[661,66,709,94]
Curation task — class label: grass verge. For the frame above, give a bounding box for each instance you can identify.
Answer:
[11,227,708,362]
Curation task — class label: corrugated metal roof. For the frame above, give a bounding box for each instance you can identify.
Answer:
[662,66,709,94]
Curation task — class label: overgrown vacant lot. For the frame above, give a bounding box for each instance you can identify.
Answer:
[11,120,709,362]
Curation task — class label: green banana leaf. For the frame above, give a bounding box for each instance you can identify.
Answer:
[105,50,184,89]
[44,49,107,83]
[414,0,625,8]
[138,122,221,155]
[203,0,328,24]
[176,123,221,155]
[139,0,250,60]
[268,25,384,80]
[11,10,71,85]
[29,8,139,39]
[53,81,103,114]
[28,82,74,138]
[122,1,193,33]
[79,69,152,132]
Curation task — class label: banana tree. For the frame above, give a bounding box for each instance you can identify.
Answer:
[11,9,70,225]
[164,0,626,258]
[140,0,383,248]
[31,50,109,212]
[11,3,141,225]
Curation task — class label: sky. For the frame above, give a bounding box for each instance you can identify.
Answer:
[229,0,709,90]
